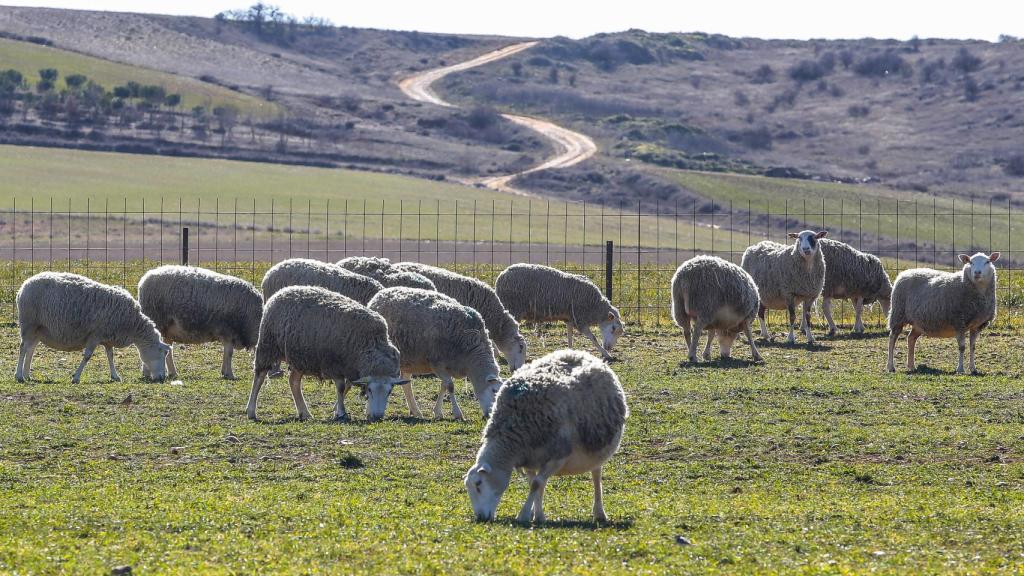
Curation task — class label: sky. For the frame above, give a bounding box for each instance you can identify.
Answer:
[2,0,1022,40]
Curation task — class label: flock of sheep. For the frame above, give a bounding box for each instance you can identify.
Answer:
[10,230,1000,522]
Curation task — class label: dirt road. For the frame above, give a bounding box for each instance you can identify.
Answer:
[399,42,597,196]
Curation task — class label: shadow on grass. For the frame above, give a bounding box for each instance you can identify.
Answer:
[910,364,981,376]
[754,338,832,352]
[824,330,889,341]
[678,357,762,369]
[493,517,635,531]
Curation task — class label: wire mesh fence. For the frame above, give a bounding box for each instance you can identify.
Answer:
[1,196,1021,329]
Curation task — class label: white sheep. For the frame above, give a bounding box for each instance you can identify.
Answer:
[886,252,999,375]
[494,263,625,361]
[368,287,503,420]
[741,230,827,345]
[246,286,406,422]
[261,258,383,304]
[671,255,763,362]
[138,265,262,380]
[336,256,436,290]
[15,272,170,384]
[393,262,527,370]
[817,238,892,336]
[465,349,628,524]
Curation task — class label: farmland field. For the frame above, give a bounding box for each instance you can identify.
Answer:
[1,313,1022,573]
[0,37,273,115]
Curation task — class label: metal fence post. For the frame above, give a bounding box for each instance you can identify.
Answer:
[182,227,189,265]
[605,240,613,300]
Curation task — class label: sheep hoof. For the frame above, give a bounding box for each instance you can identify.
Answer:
[15,376,24,383]
[594,512,609,524]
[222,373,237,381]
[332,413,350,423]
[297,413,311,422]
[828,330,837,338]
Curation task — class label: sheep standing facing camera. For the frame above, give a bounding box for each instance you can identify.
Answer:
[671,255,763,362]
[15,272,170,384]
[393,262,527,370]
[247,286,405,422]
[261,258,383,304]
[138,265,262,379]
[465,349,628,524]
[741,230,827,345]
[336,256,436,290]
[817,239,892,336]
[886,252,999,375]
[368,287,503,420]
[494,263,625,361]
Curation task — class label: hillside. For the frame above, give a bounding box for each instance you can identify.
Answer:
[440,31,1024,205]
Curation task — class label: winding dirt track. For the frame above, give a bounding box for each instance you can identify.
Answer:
[399,42,597,196]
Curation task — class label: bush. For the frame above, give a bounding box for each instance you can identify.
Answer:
[466,106,501,130]
[789,59,828,82]
[964,76,979,102]
[734,90,749,107]
[848,104,871,118]
[730,126,773,150]
[1003,154,1024,176]
[526,56,552,67]
[750,64,775,84]
[853,51,911,78]
[951,47,982,74]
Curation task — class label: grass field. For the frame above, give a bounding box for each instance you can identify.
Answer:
[1,315,1023,573]
[663,169,1024,252]
[0,37,273,115]
[0,146,750,250]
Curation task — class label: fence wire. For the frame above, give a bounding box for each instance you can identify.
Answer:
[0,196,1020,329]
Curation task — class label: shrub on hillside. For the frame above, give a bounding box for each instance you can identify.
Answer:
[854,51,911,78]
[848,104,870,118]
[750,64,776,84]
[1004,154,1024,177]
[789,59,829,82]
[951,47,983,74]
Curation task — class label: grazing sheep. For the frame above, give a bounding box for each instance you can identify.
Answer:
[393,262,527,370]
[494,264,625,361]
[247,286,405,422]
[817,239,892,336]
[671,256,763,362]
[741,231,827,345]
[138,265,262,380]
[15,272,170,384]
[368,287,503,420]
[886,252,999,375]
[261,258,383,304]
[465,350,628,524]
[337,256,437,290]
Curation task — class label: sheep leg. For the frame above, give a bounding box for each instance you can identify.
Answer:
[333,378,350,421]
[886,325,903,372]
[852,297,865,334]
[592,467,608,523]
[446,374,464,421]
[565,321,574,348]
[745,321,763,362]
[71,345,97,384]
[687,323,703,363]
[802,300,815,345]
[221,344,236,380]
[16,338,37,382]
[165,342,178,379]
[907,328,921,372]
[517,457,567,524]
[681,315,692,349]
[22,340,37,381]
[288,369,312,422]
[702,329,714,361]
[823,297,837,337]
[786,299,797,344]
[580,326,612,361]
[955,331,966,375]
[757,304,770,340]
[968,329,979,374]
[246,369,270,420]
[400,372,423,418]
[105,345,121,382]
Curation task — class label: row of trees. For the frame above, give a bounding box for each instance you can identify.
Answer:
[215,3,333,46]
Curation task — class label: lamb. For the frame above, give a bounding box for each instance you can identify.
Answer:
[392,262,527,370]
[138,265,262,380]
[15,272,170,384]
[368,287,503,420]
[886,252,999,375]
[741,230,828,345]
[494,263,625,361]
[671,255,763,363]
[464,349,628,524]
[336,256,436,290]
[261,258,383,304]
[817,238,892,336]
[246,286,406,422]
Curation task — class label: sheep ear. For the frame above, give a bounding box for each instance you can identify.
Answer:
[989,252,1001,262]
[815,230,828,239]
[487,376,501,385]
[353,376,370,386]
[958,254,971,264]
[478,463,491,475]
[390,378,410,387]
[787,232,800,239]
[607,312,615,321]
